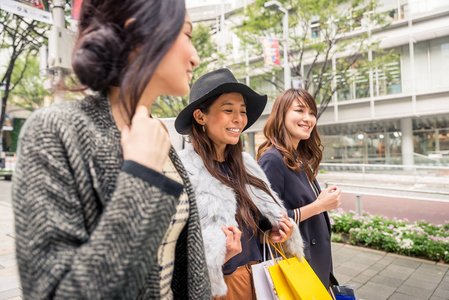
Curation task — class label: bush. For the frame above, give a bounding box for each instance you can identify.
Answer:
[329,208,449,263]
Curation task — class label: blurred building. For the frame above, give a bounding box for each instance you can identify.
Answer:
[316,0,449,166]
[183,0,449,166]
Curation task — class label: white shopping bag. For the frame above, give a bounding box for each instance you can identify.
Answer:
[251,231,284,300]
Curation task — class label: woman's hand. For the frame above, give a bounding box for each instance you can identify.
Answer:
[269,212,294,244]
[222,225,242,263]
[315,184,342,213]
[121,106,171,173]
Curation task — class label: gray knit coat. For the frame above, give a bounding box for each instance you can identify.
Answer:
[12,94,212,299]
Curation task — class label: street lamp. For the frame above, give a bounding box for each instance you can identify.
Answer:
[264,0,291,89]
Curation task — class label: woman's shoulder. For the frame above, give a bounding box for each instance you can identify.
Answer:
[258,147,284,164]
[22,100,79,135]
[241,151,270,180]
[19,94,111,151]
[241,151,259,168]
[22,95,101,133]
[177,143,205,177]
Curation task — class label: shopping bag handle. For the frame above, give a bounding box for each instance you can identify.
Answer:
[262,230,269,261]
[266,234,288,263]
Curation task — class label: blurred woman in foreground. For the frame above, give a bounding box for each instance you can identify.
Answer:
[12,0,211,298]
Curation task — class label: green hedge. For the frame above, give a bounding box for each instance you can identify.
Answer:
[9,118,26,153]
[329,209,449,263]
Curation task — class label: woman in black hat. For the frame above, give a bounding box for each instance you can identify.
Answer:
[175,68,304,299]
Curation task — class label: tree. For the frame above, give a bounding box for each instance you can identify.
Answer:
[0,10,49,139]
[234,0,396,118]
[152,23,221,118]
[9,55,52,111]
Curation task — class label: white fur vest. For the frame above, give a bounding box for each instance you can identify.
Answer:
[178,143,304,297]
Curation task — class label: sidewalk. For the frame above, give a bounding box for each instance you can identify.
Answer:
[0,201,21,300]
[332,243,449,300]
[0,198,448,299]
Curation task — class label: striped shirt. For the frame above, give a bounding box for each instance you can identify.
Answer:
[158,157,190,299]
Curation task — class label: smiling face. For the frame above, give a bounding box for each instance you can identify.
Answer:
[149,12,199,98]
[193,93,247,160]
[284,98,317,147]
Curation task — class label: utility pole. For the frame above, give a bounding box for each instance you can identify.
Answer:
[40,0,75,103]
[220,0,226,54]
[51,0,67,104]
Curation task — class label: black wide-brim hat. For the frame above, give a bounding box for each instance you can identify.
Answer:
[175,68,267,134]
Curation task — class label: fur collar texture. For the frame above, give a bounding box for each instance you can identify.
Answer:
[179,143,304,296]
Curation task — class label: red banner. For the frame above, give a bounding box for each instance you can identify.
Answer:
[72,0,82,20]
[262,38,281,66]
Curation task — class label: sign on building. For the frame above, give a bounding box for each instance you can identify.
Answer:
[0,0,52,24]
[262,38,281,66]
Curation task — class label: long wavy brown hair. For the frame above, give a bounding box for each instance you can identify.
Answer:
[257,89,323,182]
[189,95,280,234]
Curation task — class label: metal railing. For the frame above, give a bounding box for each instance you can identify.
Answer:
[323,181,449,215]
[320,163,449,175]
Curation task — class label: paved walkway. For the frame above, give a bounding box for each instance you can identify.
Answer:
[332,243,449,300]
[0,191,448,299]
[0,201,20,300]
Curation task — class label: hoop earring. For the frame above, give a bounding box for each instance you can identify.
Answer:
[202,126,206,132]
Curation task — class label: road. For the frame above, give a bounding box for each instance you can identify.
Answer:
[340,192,449,225]
[1,179,448,225]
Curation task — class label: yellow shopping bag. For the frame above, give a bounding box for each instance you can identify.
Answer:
[268,240,332,300]
[268,261,296,300]
[278,256,332,300]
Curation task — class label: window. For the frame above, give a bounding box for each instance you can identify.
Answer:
[336,69,352,101]
[352,12,363,31]
[311,21,320,39]
[335,57,369,101]
[430,36,449,90]
[353,61,370,99]
[309,64,333,104]
[389,4,407,21]
[375,58,402,96]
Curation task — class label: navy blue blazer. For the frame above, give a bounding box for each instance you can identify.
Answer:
[258,147,333,287]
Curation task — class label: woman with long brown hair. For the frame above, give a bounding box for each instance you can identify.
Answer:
[12,0,212,298]
[258,88,342,289]
[175,69,304,299]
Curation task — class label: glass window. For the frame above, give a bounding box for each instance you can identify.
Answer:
[414,41,431,93]
[352,13,362,31]
[308,63,333,104]
[335,58,369,101]
[439,130,449,154]
[376,60,402,96]
[430,36,449,90]
[336,69,352,101]
[414,131,436,156]
[311,21,320,39]
[353,61,370,99]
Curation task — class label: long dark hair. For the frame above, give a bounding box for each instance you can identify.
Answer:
[72,0,185,123]
[257,89,323,182]
[189,96,280,234]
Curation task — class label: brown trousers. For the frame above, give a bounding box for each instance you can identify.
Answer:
[214,261,258,300]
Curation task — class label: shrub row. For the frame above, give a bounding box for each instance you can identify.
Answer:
[329,208,449,263]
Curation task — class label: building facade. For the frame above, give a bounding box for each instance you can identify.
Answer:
[180,0,449,166]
